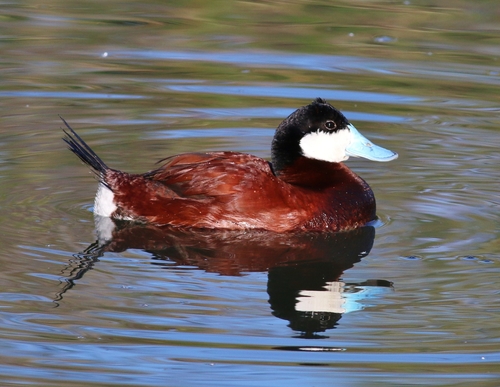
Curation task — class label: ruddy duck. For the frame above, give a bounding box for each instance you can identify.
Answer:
[62,98,397,232]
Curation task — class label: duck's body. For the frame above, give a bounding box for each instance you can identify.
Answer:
[97,153,373,232]
[63,98,397,232]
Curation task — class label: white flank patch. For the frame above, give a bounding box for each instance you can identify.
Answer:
[299,129,352,163]
[94,183,117,217]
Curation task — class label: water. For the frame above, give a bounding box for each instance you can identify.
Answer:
[1,1,500,385]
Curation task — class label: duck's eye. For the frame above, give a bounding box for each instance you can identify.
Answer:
[324,120,336,130]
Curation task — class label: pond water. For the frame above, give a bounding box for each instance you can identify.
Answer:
[1,1,500,386]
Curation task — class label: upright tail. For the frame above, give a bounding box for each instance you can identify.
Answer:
[61,116,109,178]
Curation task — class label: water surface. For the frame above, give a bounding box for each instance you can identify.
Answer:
[1,1,500,386]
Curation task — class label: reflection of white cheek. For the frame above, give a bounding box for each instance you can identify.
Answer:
[296,281,347,314]
[299,130,351,163]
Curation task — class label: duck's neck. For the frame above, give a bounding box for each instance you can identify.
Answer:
[271,116,305,173]
[275,157,377,228]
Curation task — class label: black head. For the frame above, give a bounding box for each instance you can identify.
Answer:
[271,98,351,172]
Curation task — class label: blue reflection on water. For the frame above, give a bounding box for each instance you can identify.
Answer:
[0,91,144,99]
[164,84,420,104]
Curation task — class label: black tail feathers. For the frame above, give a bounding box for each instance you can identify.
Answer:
[61,116,109,177]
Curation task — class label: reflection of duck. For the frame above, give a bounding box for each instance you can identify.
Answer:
[269,263,392,337]
[58,221,392,337]
[62,98,397,232]
[91,217,375,274]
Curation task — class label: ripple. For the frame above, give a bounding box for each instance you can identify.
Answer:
[112,49,500,85]
[151,106,407,124]
[164,84,420,105]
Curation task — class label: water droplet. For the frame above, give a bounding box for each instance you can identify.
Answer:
[374,36,397,44]
[402,255,421,261]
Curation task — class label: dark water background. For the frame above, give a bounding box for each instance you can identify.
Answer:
[1,1,500,386]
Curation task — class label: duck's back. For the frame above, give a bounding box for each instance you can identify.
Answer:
[104,152,303,230]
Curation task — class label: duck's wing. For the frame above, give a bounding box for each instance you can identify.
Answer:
[108,151,306,230]
[145,151,276,198]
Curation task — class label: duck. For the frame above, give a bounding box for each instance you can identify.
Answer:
[62,98,397,232]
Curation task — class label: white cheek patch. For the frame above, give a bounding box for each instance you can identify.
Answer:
[299,129,351,163]
[94,183,117,217]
